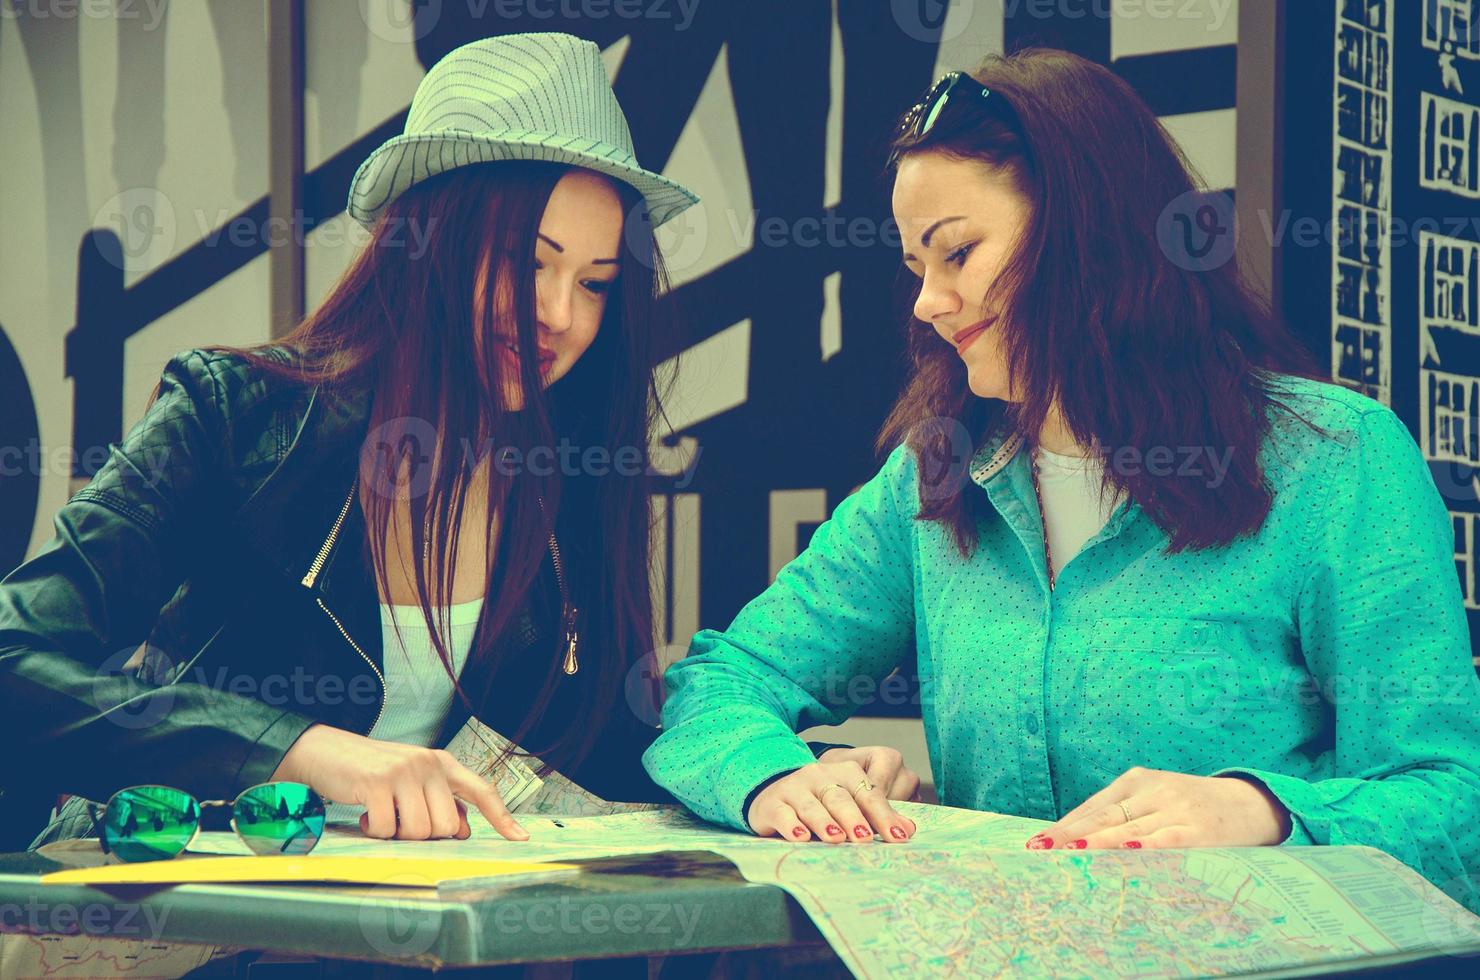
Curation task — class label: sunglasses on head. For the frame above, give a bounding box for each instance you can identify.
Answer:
[86,781,326,862]
[888,70,1001,169]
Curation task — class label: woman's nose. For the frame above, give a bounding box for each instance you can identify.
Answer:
[913,277,960,325]
[536,281,573,333]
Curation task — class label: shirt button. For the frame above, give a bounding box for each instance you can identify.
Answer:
[1025,714,1039,735]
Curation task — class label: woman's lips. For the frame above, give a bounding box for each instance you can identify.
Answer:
[952,317,996,354]
[498,340,557,373]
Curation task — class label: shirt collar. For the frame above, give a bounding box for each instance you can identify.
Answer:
[968,429,1026,490]
[965,426,1143,539]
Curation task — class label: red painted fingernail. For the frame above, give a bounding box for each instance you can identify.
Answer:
[890,826,907,840]
[1066,839,1087,849]
[853,825,870,839]
[791,826,808,839]
[1026,836,1053,850]
[825,824,842,836]
[1122,840,1142,849]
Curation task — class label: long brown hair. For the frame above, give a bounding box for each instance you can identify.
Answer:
[179,160,672,769]
[879,47,1324,556]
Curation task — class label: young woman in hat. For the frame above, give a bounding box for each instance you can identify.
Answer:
[2,32,920,850]
[642,48,1480,908]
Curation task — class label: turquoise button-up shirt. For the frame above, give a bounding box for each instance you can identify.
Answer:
[643,374,1480,910]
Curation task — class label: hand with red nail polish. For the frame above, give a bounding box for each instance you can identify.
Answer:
[744,755,920,844]
[1027,766,1292,851]
[815,746,925,803]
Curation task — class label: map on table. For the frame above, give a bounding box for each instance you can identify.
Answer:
[189,801,1480,978]
[0,934,239,979]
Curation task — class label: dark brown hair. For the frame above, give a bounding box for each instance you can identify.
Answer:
[174,160,671,769]
[879,47,1324,556]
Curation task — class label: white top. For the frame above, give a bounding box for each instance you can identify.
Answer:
[1031,446,1125,580]
[322,596,483,824]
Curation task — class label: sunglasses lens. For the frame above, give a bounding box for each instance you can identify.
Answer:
[102,786,199,862]
[891,74,978,169]
[233,782,326,855]
[918,79,958,136]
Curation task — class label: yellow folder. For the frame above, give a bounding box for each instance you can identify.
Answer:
[40,856,578,887]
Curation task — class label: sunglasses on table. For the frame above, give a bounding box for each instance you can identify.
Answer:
[887,70,1006,169]
[85,781,327,862]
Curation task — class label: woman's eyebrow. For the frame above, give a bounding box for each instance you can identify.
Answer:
[901,215,967,262]
[538,232,619,264]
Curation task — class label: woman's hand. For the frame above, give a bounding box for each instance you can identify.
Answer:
[271,724,529,841]
[746,752,920,844]
[1024,767,1291,850]
[816,745,924,802]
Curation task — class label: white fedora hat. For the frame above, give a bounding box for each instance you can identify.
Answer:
[347,32,699,229]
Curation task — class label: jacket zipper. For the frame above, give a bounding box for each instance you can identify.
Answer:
[301,482,386,735]
[538,497,580,675]
[316,596,386,734]
[300,484,356,590]
[303,481,579,723]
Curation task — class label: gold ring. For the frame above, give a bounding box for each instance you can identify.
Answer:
[818,783,849,800]
[1117,800,1133,824]
[854,778,874,796]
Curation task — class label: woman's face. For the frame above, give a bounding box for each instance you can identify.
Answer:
[477,169,625,410]
[892,151,1032,401]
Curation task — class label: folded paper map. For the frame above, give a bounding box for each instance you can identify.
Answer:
[442,715,663,817]
[441,714,546,812]
[319,715,655,824]
[294,801,1480,977]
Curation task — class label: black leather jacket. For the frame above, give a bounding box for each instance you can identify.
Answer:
[0,346,669,847]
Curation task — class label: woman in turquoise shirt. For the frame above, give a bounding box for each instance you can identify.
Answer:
[642,48,1480,908]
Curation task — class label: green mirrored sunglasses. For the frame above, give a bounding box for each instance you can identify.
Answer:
[87,782,326,862]
[888,70,999,169]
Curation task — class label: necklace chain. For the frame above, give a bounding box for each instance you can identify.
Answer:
[1028,444,1056,592]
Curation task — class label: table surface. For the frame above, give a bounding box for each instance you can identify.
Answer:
[0,844,826,970]
[5,843,1480,977]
